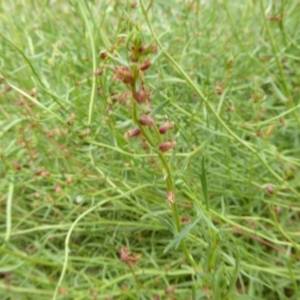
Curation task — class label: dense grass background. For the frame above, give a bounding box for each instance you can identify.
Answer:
[1,0,300,299]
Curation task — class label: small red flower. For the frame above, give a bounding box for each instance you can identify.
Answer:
[113,66,133,84]
[124,128,141,139]
[181,216,191,223]
[94,69,103,76]
[134,85,152,103]
[139,60,152,71]
[140,115,155,127]
[159,141,176,152]
[119,247,141,264]
[158,121,174,134]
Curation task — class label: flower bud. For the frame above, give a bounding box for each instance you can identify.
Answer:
[134,86,152,103]
[151,43,158,53]
[113,66,133,84]
[140,115,155,127]
[139,60,152,71]
[30,88,36,97]
[158,121,174,134]
[139,45,147,53]
[159,141,176,152]
[93,69,103,76]
[264,184,274,195]
[181,216,191,223]
[124,128,141,139]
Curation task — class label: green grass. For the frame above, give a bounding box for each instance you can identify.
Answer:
[1,0,300,299]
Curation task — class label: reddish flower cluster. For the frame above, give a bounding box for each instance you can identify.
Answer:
[113,66,133,84]
[119,247,141,265]
[134,85,152,103]
[158,121,174,134]
[124,128,141,139]
[159,141,176,152]
[140,114,155,127]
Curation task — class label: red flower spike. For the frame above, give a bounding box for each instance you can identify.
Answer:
[140,115,155,127]
[124,128,141,139]
[134,86,152,103]
[159,141,176,152]
[158,121,175,134]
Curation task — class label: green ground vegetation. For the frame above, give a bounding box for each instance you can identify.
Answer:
[1,0,300,299]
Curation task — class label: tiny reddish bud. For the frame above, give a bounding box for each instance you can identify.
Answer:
[97,87,103,95]
[139,60,152,71]
[165,285,176,294]
[113,66,133,84]
[140,115,155,127]
[100,51,107,60]
[66,113,76,126]
[181,216,191,223]
[151,43,158,53]
[13,161,21,171]
[159,141,176,152]
[29,88,36,97]
[166,191,175,205]
[66,175,72,185]
[55,184,62,194]
[265,184,274,195]
[274,206,281,213]
[124,128,141,139]
[158,121,174,134]
[134,86,152,103]
[94,69,103,76]
[41,171,50,177]
[141,137,148,150]
[119,247,141,264]
[130,1,138,8]
[139,45,147,53]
